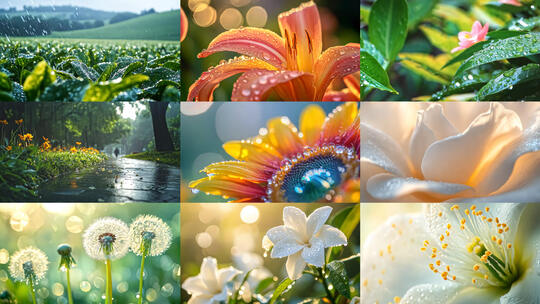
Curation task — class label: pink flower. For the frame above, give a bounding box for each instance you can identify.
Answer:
[451,21,489,53]
[499,0,521,6]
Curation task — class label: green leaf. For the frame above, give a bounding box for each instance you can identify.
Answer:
[122,61,146,78]
[82,74,149,102]
[70,60,99,81]
[487,30,528,40]
[477,64,540,100]
[269,278,293,304]
[23,60,57,101]
[431,72,490,100]
[255,277,275,294]
[0,91,15,101]
[454,32,540,77]
[161,86,181,102]
[471,5,511,28]
[98,62,118,82]
[419,25,458,53]
[327,261,350,299]
[326,205,359,262]
[0,72,12,91]
[485,1,527,13]
[362,40,388,69]
[360,52,396,94]
[507,16,540,31]
[433,4,475,31]
[442,41,489,68]
[399,53,456,84]
[39,79,90,101]
[360,6,370,23]
[368,0,408,61]
[408,0,438,28]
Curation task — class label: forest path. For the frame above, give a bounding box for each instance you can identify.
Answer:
[37,157,180,202]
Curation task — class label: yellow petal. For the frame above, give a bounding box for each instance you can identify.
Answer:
[299,105,325,145]
[267,116,304,156]
[189,176,265,200]
[321,102,358,140]
[202,161,271,182]
[222,140,281,168]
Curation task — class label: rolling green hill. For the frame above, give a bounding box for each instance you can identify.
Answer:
[48,10,180,41]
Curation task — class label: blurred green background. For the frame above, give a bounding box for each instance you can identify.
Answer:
[179,102,343,202]
[180,0,360,100]
[0,203,180,304]
[180,203,360,302]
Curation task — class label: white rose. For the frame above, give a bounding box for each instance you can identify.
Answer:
[361,102,540,202]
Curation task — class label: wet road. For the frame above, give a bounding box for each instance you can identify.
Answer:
[36,157,180,202]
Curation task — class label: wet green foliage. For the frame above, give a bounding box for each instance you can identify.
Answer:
[124,151,180,167]
[0,38,180,101]
[361,0,540,101]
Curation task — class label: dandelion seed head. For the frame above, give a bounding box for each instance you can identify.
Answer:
[8,247,49,283]
[129,215,172,257]
[83,217,129,261]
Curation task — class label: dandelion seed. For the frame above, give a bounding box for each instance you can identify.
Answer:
[129,215,172,257]
[83,217,129,261]
[8,247,49,304]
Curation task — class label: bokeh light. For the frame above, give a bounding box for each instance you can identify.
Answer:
[246,6,268,27]
[10,211,29,232]
[65,215,84,233]
[0,248,9,264]
[230,0,251,7]
[180,102,213,116]
[42,203,75,215]
[220,8,243,30]
[193,6,217,27]
[195,232,213,248]
[52,282,64,296]
[240,206,259,224]
[188,0,211,12]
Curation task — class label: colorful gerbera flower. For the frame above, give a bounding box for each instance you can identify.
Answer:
[187,1,360,101]
[189,102,360,202]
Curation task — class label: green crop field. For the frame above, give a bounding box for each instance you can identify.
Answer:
[49,10,180,41]
[0,37,180,102]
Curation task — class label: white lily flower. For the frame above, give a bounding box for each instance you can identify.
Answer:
[361,203,540,304]
[264,206,347,280]
[361,102,540,202]
[183,256,241,304]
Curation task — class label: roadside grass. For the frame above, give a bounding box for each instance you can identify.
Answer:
[124,151,179,167]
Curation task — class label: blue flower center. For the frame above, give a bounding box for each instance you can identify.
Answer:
[281,155,345,202]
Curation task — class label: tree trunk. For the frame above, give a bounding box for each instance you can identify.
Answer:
[149,102,174,152]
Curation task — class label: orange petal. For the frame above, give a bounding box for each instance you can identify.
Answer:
[343,72,360,100]
[278,1,322,72]
[181,8,188,42]
[267,116,304,157]
[197,27,287,69]
[202,161,273,182]
[313,44,360,101]
[322,89,358,101]
[320,102,358,142]
[222,140,282,169]
[299,104,325,145]
[189,176,266,200]
[187,56,277,101]
[231,69,315,101]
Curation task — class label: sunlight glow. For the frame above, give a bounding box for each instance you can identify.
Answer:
[240,206,259,224]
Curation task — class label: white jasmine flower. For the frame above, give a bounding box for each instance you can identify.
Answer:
[83,217,129,260]
[361,203,540,304]
[8,247,49,283]
[233,252,273,302]
[183,256,241,304]
[129,215,172,257]
[264,206,347,280]
[361,102,540,202]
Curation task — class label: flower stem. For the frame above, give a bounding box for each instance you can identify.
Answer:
[28,277,37,304]
[66,268,74,304]
[105,258,113,304]
[138,254,147,304]
[318,267,335,304]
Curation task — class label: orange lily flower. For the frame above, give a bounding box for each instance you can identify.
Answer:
[181,8,188,43]
[15,119,23,125]
[6,146,12,151]
[187,1,360,101]
[0,120,8,125]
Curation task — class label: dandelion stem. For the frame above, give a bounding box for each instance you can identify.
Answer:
[28,277,37,304]
[66,268,74,304]
[138,253,147,304]
[318,267,335,304]
[105,258,113,304]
